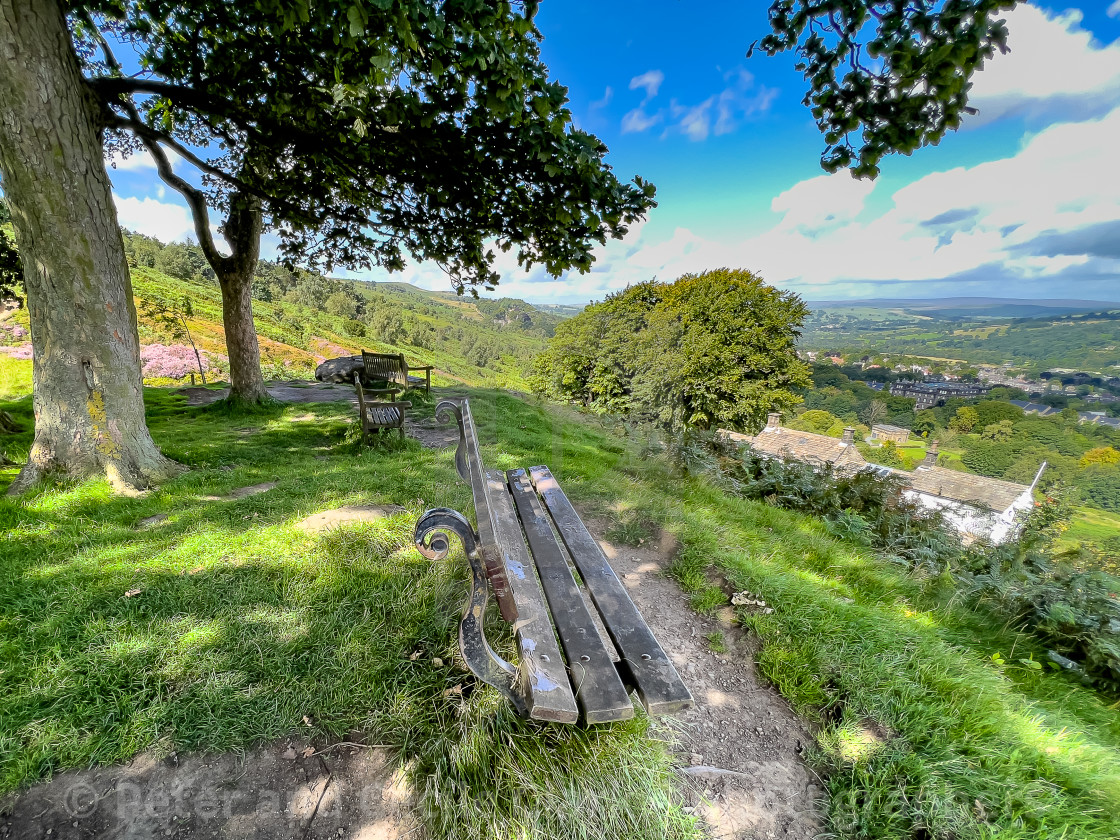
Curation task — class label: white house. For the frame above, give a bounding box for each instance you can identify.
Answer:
[901,444,1044,544]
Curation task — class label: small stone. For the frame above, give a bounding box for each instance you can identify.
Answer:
[432,657,444,667]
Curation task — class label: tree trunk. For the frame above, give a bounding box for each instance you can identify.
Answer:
[215,195,270,404]
[0,0,181,492]
[218,264,270,403]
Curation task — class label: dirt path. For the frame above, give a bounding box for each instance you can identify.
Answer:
[587,524,825,840]
[177,381,359,407]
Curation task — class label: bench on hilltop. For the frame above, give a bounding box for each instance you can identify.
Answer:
[361,351,433,394]
[414,398,693,723]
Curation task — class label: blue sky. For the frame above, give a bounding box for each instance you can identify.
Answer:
[107,2,1120,304]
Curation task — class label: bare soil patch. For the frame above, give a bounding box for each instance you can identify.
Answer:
[0,739,416,840]
[177,381,357,407]
[587,522,826,840]
[200,482,277,502]
[295,505,408,534]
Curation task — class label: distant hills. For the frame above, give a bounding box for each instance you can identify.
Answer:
[808,297,1120,319]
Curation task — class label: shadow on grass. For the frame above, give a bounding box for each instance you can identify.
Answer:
[0,386,700,840]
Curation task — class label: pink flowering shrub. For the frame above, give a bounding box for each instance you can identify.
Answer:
[140,343,207,379]
[0,322,28,343]
[0,343,31,360]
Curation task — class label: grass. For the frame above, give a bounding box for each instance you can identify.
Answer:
[0,356,31,401]
[1060,505,1120,551]
[0,386,697,840]
[3,383,1120,839]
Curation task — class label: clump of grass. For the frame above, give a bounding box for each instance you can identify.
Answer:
[605,509,655,546]
[704,631,727,654]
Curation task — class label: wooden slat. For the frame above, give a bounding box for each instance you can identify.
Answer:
[457,401,516,621]
[484,470,579,723]
[529,466,694,716]
[507,468,634,723]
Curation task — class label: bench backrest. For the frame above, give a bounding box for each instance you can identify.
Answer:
[361,351,409,387]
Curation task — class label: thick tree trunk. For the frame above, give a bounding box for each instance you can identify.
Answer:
[215,196,270,404]
[0,0,181,492]
[218,265,270,403]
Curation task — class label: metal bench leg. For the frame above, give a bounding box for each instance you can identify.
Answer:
[415,507,527,716]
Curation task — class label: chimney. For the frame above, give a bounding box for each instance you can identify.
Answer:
[842,427,855,444]
[766,412,781,429]
[923,440,939,467]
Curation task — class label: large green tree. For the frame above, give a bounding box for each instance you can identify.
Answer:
[84,0,654,405]
[0,0,654,489]
[533,269,810,432]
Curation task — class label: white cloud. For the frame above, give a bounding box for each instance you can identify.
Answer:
[590,86,613,110]
[670,97,715,141]
[112,193,195,243]
[1107,0,1120,19]
[621,107,662,133]
[104,146,185,172]
[967,4,1120,122]
[641,66,777,142]
[770,171,875,232]
[629,70,664,102]
[468,104,1120,303]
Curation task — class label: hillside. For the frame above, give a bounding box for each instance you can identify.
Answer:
[0,231,566,394]
[1,383,1119,839]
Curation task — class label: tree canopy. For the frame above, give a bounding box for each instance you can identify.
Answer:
[78,0,655,287]
[757,0,1017,177]
[531,269,810,432]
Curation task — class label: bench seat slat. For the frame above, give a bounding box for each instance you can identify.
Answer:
[529,466,694,716]
[507,469,635,724]
[484,470,579,724]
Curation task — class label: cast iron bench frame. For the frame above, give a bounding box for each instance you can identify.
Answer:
[414,398,693,724]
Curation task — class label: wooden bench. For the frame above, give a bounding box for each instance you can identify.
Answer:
[361,351,433,394]
[414,398,693,724]
[353,375,411,440]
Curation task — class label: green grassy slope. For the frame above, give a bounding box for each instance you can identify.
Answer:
[129,268,552,390]
[2,379,1120,839]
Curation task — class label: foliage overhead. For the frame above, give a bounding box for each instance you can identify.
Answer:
[755,0,1017,177]
[531,269,810,431]
[72,0,655,288]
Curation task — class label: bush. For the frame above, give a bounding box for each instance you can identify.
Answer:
[957,496,1120,690]
[706,438,1120,692]
[140,343,207,379]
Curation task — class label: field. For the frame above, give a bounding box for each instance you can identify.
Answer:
[1062,506,1120,551]
[3,377,1120,838]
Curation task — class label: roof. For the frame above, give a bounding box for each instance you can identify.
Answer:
[872,424,908,434]
[905,466,1029,512]
[1010,400,1057,415]
[724,427,867,470]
